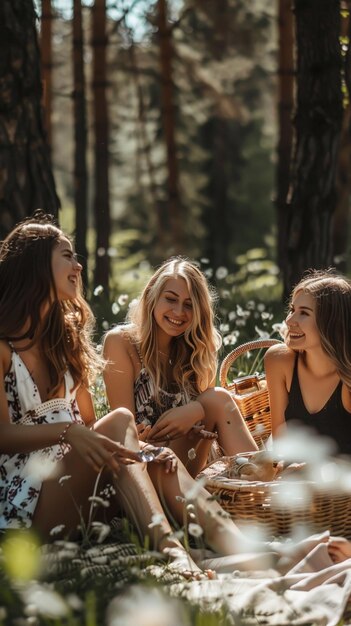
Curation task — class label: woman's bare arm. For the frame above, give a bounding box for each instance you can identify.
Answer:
[264,343,294,436]
[103,330,137,414]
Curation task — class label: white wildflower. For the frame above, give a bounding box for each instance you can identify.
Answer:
[254,325,270,339]
[200,257,209,264]
[97,247,106,257]
[276,320,288,339]
[49,524,66,537]
[88,496,110,508]
[91,521,111,544]
[66,594,83,611]
[102,320,109,330]
[58,475,72,486]
[216,266,228,280]
[111,302,120,315]
[186,503,195,512]
[187,448,196,461]
[118,294,129,306]
[93,285,104,296]
[188,523,204,538]
[148,513,165,529]
[219,323,229,332]
[107,247,117,257]
[21,584,68,619]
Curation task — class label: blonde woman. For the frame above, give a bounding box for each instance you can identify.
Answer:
[104,257,257,476]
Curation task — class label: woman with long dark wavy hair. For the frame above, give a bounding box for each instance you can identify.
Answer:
[265,270,351,456]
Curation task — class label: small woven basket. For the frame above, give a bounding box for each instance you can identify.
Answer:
[200,457,351,539]
[219,338,282,446]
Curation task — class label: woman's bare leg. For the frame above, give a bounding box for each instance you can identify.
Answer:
[147,459,336,572]
[33,409,203,572]
[147,455,254,556]
[171,388,257,476]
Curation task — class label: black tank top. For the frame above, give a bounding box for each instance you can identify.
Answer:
[285,354,351,455]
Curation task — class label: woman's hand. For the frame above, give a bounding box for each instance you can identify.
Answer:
[136,422,152,442]
[191,422,218,440]
[141,444,178,473]
[147,402,204,442]
[147,409,191,442]
[66,423,141,474]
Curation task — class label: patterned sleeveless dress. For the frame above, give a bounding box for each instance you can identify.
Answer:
[133,344,190,427]
[0,347,84,529]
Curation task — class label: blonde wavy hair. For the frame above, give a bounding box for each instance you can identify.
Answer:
[0,212,103,395]
[291,269,351,389]
[127,257,222,402]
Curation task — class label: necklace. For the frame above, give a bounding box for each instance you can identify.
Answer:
[158,350,173,366]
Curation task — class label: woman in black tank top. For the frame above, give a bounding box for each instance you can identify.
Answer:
[265,270,351,455]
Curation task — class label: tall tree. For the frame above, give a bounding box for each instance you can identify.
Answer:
[276,0,294,271]
[92,0,110,292]
[73,0,88,287]
[40,0,53,148]
[157,0,183,253]
[333,4,351,272]
[0,0,60,237]
[283,0,343,296]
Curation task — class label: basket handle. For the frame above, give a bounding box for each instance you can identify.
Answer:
[219,338,282,390]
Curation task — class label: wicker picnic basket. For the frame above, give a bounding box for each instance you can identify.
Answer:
[200,455,351,539]
[219,338,282,446]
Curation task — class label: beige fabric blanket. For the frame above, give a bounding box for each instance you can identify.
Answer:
[168,543,351,625]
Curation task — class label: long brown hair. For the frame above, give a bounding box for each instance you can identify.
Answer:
[0,212,102,395]
[127,257,222,401]
[291,269,351,388]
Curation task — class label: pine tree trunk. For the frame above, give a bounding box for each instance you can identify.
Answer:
[276,0,294,271]
[0,0,60,237]
[157,0,183,253]
[283,0,343,297]
[92,0,110,292]
[40,0,52,148]
[333,6,351,272]
[73,0,88,287]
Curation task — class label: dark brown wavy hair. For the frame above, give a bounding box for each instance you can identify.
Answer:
[291,269,351,389]
[0,211,102,395]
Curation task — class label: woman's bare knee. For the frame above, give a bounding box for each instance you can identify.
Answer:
[94,408,139,449]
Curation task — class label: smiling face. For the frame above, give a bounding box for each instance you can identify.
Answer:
[153,277,193,343]
[51,237,83,301]
[285,290,321,351]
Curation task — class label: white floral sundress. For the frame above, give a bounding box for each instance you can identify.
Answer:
[0,347,84,529]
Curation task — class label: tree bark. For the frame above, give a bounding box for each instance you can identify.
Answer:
[40,0,52,149]
[333,5,351,272]
[157,0,183,253]
[283,0,343,297]
[73,0,88,287]
[92,0,110,292]
[276,0,294,271]
[0,0,60,237]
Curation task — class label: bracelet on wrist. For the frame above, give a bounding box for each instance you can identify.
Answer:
[58,422,74,447]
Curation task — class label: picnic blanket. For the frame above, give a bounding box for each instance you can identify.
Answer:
[164,543,351,626]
